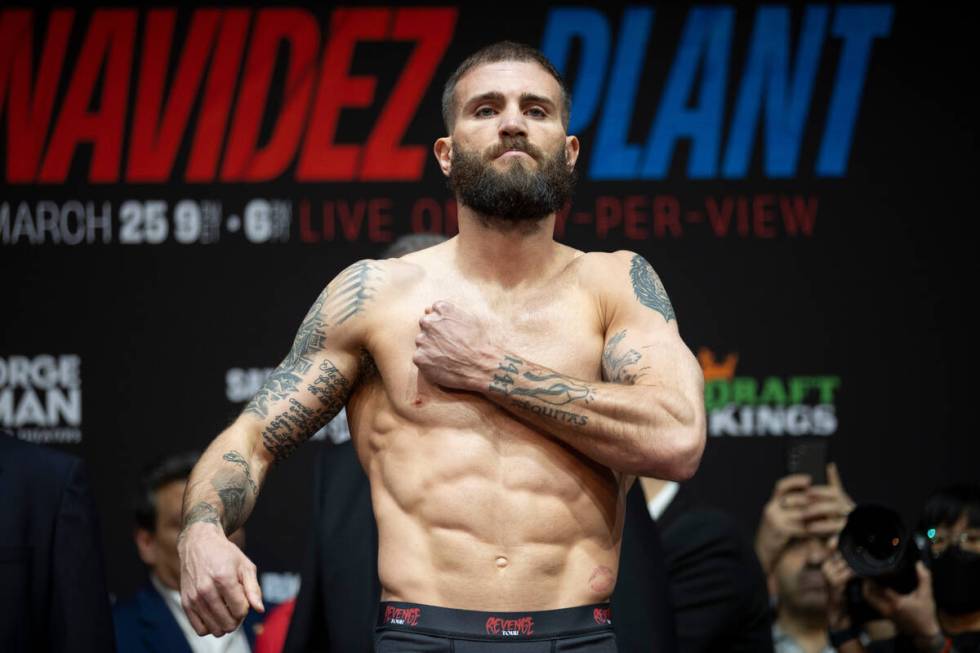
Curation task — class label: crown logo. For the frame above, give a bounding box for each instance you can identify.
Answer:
[697,348,738,381]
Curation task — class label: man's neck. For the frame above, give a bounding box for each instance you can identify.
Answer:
[455,209,559,287]
[150,571,179,595]
[940,609,980,635]
[777,610,829,653]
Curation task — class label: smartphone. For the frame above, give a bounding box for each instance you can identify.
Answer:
[785,439,828,484]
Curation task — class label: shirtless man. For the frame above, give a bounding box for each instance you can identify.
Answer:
[178,41,706,652]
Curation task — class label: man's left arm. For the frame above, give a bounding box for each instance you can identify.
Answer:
[413,251,706,480]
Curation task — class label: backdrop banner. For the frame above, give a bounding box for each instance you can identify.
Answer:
[1,3,974,600]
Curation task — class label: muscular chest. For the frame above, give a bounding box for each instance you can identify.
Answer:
[364,275,604,420]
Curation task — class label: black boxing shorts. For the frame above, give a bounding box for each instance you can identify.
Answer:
[374,601,617,652]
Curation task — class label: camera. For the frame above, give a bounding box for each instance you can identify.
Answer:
[838,504,921,623]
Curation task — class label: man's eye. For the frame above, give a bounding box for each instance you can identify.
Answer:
[527,107,547,117]
[475,107,496,117]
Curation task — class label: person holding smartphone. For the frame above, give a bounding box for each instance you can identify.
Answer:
[756,461,856,653]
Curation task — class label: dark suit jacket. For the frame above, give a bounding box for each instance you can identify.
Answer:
[613,483,680,653]
[645,484,773,653]
[283,441,380,653]
[113,581,263,653]
[0,433,116,652]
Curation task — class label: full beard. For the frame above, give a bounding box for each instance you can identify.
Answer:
[448,135,576,230]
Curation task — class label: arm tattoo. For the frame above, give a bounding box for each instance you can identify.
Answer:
[244,288,329,418]
[215,482,247,532]
[261,360,351,462]
[489,354,593,426]
[244,261,380,420]
[629,254,675,322]
[222,450,257,494]
[183,501,220,529]
[511,371,593,405]
[602,329,649,384]
[510,398,589,426]
[323,260,382,325]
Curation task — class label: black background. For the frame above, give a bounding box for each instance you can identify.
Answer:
[1,3,976,599]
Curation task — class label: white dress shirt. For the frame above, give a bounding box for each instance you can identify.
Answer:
[645,480,680,521]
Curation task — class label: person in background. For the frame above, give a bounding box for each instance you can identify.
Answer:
[113,452,263,653]
[615,476,773,652]
[756,464,855,653]
[822,483,980,653]
[0,430,116,652]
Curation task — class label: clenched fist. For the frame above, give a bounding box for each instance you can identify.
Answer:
[413,301,498,392]
[178,522,264,637]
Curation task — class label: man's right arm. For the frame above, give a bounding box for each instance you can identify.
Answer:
[177,259,385,637]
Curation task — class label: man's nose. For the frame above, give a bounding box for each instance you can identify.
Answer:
[806,538,829,564]
[498,106,528,138]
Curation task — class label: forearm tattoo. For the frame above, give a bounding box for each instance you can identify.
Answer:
[183,501,220,529]
[629,254,675,322]
[489,355,594,427]
[222,450,257,494]
[215,455,253,531]
[214,479,247,532]
[601,329,650,384]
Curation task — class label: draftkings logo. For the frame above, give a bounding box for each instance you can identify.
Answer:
[698,349,840,437]
[0,354,82,443]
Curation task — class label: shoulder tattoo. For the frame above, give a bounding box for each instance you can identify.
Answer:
[629,254,675,322]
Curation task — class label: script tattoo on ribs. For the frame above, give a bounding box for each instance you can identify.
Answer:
[489,354,593,427]
[261,360,350,462]
[602,329,649,384]
[629,254,675,322]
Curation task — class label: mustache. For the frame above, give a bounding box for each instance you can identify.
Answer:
[484,136,545,162]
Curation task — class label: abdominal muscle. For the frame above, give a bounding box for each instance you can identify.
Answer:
[349,386,625,611]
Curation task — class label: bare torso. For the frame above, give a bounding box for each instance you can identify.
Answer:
[346,244,626,610]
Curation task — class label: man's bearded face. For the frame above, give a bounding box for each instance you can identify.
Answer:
[448,135,575,225]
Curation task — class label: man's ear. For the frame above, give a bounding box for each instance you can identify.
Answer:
[134,528,157,566]
[434,137,453,177]
[565,135,580,170]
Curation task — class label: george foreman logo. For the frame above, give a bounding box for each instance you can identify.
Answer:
[383,606,421,627]
[0,354,82,443]
[698,349,840,437]
[593,607,612,625]
[485,616,534,637]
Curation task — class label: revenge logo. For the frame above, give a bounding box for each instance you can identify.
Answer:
[485,616,535,637]
[383,606,421,627]
[593,607,612,625]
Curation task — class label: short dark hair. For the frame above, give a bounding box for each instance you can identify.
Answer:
[133,451,199,532]
[441,41,571,132]
[919,483,980,532]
